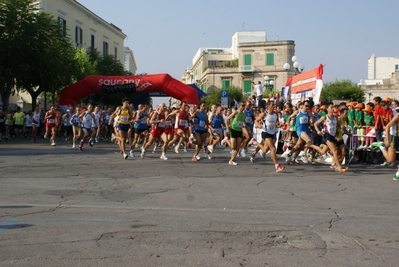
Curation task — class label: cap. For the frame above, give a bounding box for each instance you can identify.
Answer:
[346,102,356,107]
[362,107,373,113]
[354,103,364,109]
[333,107,339,113]
[66,109,70,112]
[383,97,391,103]
[320,105,326,110]
[284,108,290,113]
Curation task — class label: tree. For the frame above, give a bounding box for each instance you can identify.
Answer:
[201,86,247,108]
[320,80,365,103]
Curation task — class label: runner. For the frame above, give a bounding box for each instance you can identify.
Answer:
[167,101,191,154]
[109,98,133,159]
[78,104,95,152]
[191,102,209,161]
[240,101,255,157]
[309,102,349,172]
[225,102,246,165]
[249,101,285,172]
[31,106,42,143]
[207,105,225,154]
[44,105,57,146]
[70,107,82,148]
[130,104,149,157]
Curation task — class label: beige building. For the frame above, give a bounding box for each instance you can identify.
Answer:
[6,0,133,111]
[181,31,296,97]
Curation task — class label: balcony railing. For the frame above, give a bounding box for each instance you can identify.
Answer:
[239,65,254,72]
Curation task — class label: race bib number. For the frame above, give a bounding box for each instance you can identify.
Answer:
[48,119,55,124]
[199,121,205,127]
[15,118,21,123]
[299,116,308,124]
[158,122,165,127]
[179,120,188,127]
[268,124,276,132]
[120,116,128,123]
[245,117,253,124]
[237,121,243,128]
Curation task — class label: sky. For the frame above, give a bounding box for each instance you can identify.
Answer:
[78,0,399,103]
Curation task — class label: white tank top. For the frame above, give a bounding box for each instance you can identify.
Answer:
[262,112,277,135]
[325,114,337,136]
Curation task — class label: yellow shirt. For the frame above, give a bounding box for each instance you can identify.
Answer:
[118,109,130,125]
[13,112,26,126]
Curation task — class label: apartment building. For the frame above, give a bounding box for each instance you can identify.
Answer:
[181,31,296,96]
[39,0,126,61]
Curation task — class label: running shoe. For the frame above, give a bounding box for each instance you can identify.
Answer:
[196,155,201,160]
[284,153,291,163]
[72,144,75,148]
[124,153,128,160]
[160,154,168,160]
[335,166,348,173]
[301,155,309,164]
[393,174,399,181]
[249,154,255,163]
[111,133,116,142]
[371,142,385,148]
[207,145,214,153]
[130,150,135,158]
[275,164,285,172]
[228,160,238,165]
[289,159,299,165]
[95,137,99,143]
[206,154,212,159]
[174,145,179,154]
[89,140,93,147]
[221,137,228,145]
[140,149,146,158]
[259,150,265,158]
[192,156,199,161]
[330,163,337,169]
[152,147,157,153]
[239,149,246,158]
[51,142,56,146]
[183,147,188,153]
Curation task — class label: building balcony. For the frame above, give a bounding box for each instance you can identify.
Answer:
[239,65,254,72]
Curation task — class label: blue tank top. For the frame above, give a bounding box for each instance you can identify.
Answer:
[71,114,80,127]
[135,111,148,129]
[212,114,223,129]
[311,113,322,131]
[195,111,207,132]
[296,110,310,134]
[243,109,254,128]
[104,113,111,125]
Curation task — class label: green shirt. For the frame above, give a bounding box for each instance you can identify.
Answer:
[347,109,355,128]
[231,111,245,131]
[13,111,25,126]
[363,113,374,126]
[354,110,363,126]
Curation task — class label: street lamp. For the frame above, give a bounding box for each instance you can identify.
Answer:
[368,91,372,102]
[263,75,274,91]
[283,56,305,75]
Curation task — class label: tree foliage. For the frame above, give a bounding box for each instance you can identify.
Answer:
[320,79,365,103]
[201,86,247,108]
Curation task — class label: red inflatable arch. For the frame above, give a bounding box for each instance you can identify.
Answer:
[58,74,199,107]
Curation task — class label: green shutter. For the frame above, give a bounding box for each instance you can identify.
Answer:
[244,80,252,93]
[222,80,230,89]
[266,53,274,66]
[244,54,252,65]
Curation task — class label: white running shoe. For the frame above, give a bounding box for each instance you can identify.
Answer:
[207,145,214,153]
[174,145,179,154]
[206,154,212,159]
[51,142,56,146]
[228,160,238,165]
[221,137,228,145]
[160,154,168,160]
[239,149,246,158]
[301,155,309,164]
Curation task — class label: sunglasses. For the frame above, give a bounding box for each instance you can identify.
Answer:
[305,105,310,108]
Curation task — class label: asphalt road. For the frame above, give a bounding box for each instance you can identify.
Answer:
[0,138,398,267]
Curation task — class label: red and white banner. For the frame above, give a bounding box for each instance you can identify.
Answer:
[286,64,324,105]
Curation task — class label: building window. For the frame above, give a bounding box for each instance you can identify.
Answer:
[114,47,117,60]
[58,17,66,37]
[244,54,252,65]
[208,60,217,67]
[103,41,108,55]
[244,80,252,93]
[75,25,83,47]
[266,53,274,66]
[396,64,399,71]
[90,34,95,48]
[222,80,230,89]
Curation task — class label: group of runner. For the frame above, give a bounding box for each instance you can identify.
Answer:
[3,94,399,179]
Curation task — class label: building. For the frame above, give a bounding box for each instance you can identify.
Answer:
[39,0,126,61]
[360,54,399,101]
[6,0,134,111]
[124,47,137,75]
[181,31,296,98]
